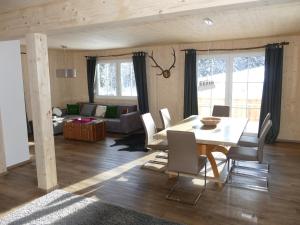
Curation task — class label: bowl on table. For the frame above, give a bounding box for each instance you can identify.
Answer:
[200,117,221,126]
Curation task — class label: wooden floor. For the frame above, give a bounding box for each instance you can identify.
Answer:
[0,135,300,225]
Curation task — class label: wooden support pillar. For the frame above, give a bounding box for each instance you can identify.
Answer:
[0,110,7,175]
[26,33,57,191]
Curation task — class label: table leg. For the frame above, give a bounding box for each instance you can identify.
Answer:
[211,145,228,155]
[197,144,228,185]
[206,150,220,179]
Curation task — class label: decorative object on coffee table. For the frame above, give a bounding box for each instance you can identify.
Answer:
[64,118,106,142]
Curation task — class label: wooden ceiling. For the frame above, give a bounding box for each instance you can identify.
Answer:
[0,0,56,14]
[46,1,300,49]
[1,0,300,49]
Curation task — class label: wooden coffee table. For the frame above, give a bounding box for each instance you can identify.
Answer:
[63,118,106,142]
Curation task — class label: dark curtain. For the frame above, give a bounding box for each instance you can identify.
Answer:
[132,52,149,114]
[259,43,284,143]
[184,49,198,118]
[86,57,97,103]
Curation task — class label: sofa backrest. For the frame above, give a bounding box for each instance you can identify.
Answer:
[117,105,137,117]
[78,103,137,118]
[79,103,97,116]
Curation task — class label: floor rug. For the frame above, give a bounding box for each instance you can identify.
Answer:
[111,133,148,152]
[0,189,183,225]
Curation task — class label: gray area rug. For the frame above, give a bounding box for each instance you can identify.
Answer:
[0,190,182,225]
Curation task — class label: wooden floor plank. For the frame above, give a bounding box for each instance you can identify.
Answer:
[0,135,300,225]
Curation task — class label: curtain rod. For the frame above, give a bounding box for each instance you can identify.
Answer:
[180,41,289,52]
[85,52,148,58]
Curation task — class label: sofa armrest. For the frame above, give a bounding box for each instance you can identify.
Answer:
[120,111,143,134]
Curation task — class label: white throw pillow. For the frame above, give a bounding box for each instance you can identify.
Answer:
[52,107,62,117]
[95,105,107,117]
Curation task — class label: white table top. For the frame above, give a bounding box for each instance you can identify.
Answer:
[154,115,248,146]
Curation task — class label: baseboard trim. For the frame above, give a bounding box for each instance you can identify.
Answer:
[276,139,300,144]
[0,171,8,176]
[7,158,33,170]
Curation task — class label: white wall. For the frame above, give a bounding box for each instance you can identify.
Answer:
[0,40,30,167]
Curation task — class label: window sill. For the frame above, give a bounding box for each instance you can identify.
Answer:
[94,96,137,101]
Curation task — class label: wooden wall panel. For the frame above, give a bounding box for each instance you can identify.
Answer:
[20,34,300,141]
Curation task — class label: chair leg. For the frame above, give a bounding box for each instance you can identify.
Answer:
[228,181,269,192]
[155,151,168,159]
[166,165,206,206]
[227,158,230,173]
[142,149,169,166]
[227,160,269,192]
[166,173,180,200]
[147,160,167,165]
[235,162,270,174]
[226,158,234,184]
[204,160,207,189]
[142,150,168,166]
[231,170,268,181]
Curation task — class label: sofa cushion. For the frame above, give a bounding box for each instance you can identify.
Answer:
[52,107,62,117]
[67,104,80,115]
[127,105,137,113]
[121,108,128,114]
[80,104,96,116]
[105,105,118,118]
[95,105,107,117]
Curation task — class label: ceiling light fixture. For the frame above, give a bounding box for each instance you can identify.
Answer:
[203,18,214,26]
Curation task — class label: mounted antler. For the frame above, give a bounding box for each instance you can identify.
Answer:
[148,48,176,78]
[148,51,164,76]
[168,48,176,71]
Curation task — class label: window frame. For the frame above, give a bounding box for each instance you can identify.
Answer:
[196,50,265,119]
[94,58,137,100]
[197,53,228,113]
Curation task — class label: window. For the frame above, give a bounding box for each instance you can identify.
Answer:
[197,56,227,116]
[197,52,265,133]
[94,59,137,98]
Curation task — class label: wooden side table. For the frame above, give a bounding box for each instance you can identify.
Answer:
[63,119,106,142]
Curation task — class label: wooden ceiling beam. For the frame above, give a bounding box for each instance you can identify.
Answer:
[0,0,292,40]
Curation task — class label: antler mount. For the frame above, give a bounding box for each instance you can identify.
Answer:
[148,48,176,78]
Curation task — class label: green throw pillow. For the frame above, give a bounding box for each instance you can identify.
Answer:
[105,106,118,118]
[67,104,80,115]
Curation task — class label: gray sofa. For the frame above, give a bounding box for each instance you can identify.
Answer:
[53,103,143,135]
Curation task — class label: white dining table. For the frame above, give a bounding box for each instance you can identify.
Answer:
[154,115,248,182]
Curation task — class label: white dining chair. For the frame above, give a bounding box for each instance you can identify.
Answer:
[239,113,271,148]
[159,108,172,130]
[141,113,168,165]
[212,105,230,117]
[166,130,207,205]
[227,120,272,191]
